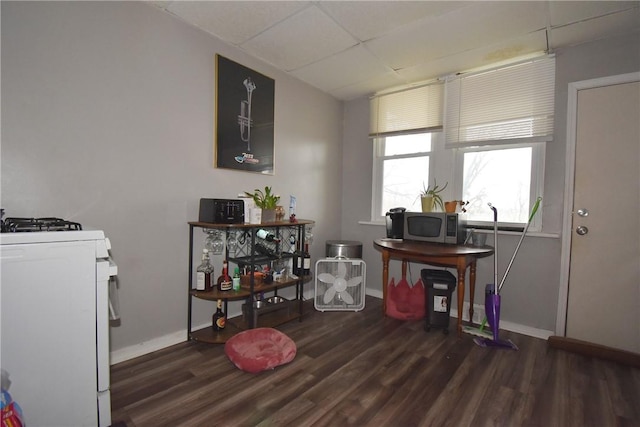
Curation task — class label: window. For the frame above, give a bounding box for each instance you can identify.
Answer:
[372,132,439,218]
[370,82,444,220]
[446,56,554,229]
[456,143,544,228]
[370,55,554,230]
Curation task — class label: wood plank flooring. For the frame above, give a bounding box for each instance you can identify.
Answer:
[111,297,640,426]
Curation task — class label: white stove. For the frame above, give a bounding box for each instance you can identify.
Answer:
[1,220,117,427]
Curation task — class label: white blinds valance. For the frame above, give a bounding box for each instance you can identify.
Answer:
[444,56,555,147]
[369,82,444,137]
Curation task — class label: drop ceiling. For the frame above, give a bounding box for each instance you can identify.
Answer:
[150,1,640,100]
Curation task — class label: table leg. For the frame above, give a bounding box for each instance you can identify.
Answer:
[381,250,390,316]
[469,260,477,325]
[456,260,467,336]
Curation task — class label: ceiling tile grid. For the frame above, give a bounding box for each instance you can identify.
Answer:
[151,1,640,101]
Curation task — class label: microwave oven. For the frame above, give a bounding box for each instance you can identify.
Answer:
[403,212,466,244]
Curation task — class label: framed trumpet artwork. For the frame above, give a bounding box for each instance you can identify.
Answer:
[215,55,275,174]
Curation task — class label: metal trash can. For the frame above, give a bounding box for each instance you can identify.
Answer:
[325,240,362,259]
[421,269,457,334]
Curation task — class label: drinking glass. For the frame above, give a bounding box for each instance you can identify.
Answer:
[226,230,238,256]
[204,230,224,255]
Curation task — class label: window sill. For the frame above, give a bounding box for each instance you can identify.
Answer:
[358,220,560,239]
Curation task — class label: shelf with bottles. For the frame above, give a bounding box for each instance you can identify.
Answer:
[187,219,314,344]
[190,322,243,344]
[231,296,302,330]
[190,288,250,301]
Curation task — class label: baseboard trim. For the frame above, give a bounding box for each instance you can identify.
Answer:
[111,289,318,365]
[547,336,640,368]
[111,330,187,365]
[366,289,554,340]
[113,291,554,364]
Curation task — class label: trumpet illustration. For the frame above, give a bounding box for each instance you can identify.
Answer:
[238,77,256,151]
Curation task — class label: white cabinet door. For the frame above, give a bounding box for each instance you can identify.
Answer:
[1,241,98,426]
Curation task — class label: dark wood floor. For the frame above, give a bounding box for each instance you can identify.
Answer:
[111,297,640,427]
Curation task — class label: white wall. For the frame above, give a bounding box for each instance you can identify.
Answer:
[341,31,640,334]
[1,2,343,357]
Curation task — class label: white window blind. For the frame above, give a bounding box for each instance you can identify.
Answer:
[445,56,555,148]
[370,82,444,137]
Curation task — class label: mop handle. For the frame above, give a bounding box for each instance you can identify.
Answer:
[488,203,498,295]
[498,197,542,291]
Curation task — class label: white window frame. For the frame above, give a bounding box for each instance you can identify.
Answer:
[371,132,442,222]
[452,141,545,231]
[371,134,545,229]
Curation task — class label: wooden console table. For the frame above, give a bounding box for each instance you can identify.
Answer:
[374,238,494,335]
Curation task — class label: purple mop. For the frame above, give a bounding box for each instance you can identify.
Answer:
[473,203,519,350]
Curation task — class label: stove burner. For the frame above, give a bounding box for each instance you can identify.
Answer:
[3,217,83,232]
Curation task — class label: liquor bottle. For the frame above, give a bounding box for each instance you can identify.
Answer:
[212,299,226,331]
[217,260,232,292]
[292,250,302,276]
[256,229,280,243]
[196,249,214,291]
[302,243,311,276]
[232,267,241,291]
[263,265,273,284]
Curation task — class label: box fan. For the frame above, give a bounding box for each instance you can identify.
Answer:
[314,258,366,311]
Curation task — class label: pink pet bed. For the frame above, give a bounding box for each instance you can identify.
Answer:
[224,328,297,373]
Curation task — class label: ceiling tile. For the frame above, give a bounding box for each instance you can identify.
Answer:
[241,5,358,71]
[550,7,640,47]
[549,1,639,27]
[290,45,392,92]
[396,30,548,82]
[165,1,309,45]
[328,71,406,100]
[365,1,548,70]
[319,1,469,41]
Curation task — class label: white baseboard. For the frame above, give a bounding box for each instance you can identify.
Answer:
[112,289,317,365]
[366,290,554,340]
[366,288,383,299]
[113,291,552,364]
[111,330,187,365]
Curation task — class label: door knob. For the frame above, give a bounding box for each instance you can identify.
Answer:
[576,226,589,235]
[577,208,589,217]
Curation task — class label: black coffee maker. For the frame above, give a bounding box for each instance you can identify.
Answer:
[385,207,406,239]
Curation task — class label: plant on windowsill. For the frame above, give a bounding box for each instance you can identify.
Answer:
[420,180,447,212]
[444,200,469,213]
[244,186,280,222]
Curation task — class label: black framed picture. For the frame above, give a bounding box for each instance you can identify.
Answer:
[215,55,275,174]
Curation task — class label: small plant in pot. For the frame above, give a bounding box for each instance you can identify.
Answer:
[420,180,447,212]
[244,186,280,222]
[444,200,470,213]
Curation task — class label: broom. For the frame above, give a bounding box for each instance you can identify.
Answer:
[463,197,542,341]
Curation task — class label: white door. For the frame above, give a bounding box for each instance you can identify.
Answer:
[564,79,640,353]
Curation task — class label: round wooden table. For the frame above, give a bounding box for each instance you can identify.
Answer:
[374,238,494,335]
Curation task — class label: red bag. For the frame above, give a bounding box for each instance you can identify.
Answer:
[386,275,425,320]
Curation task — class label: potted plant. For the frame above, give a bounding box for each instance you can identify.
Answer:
[244,186,280,222]
[444,200,469,213]
[420,181,447,212]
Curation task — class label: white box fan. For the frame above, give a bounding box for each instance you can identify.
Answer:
[314,258,366,311]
